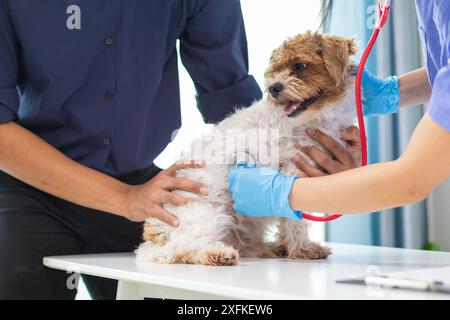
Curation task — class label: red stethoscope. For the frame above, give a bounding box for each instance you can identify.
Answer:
[302,0,392,222]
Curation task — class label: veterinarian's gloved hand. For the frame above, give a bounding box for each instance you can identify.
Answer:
[229,165,302,220]
[361,68,400,116]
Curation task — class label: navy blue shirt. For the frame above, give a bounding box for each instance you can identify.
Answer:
[0,0,262,175]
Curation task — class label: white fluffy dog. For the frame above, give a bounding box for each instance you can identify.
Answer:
[136,32,357,266]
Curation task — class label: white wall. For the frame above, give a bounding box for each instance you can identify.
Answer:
[428,179,450,252]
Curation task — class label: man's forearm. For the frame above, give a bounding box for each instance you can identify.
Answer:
[0,122,131,217]
[399,68,432,108]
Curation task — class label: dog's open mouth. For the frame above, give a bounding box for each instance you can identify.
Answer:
[283,95,320,118]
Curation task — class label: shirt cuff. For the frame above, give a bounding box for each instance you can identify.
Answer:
[428,66,450,132]
[0,88,19,124]
[196,75,262,124]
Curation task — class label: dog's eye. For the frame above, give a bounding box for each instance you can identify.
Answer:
[292,63,308,72]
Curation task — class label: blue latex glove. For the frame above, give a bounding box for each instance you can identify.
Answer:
[361,68,400,116]
[228,166,302,220]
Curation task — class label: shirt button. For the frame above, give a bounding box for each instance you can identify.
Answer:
[104,37,113,47]
[104,91,114,102]
[103,138,112,146]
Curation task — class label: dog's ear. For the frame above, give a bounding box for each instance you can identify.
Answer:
[269,48,279,63]
[321,35,358,86]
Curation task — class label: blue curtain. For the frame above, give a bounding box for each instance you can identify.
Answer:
[325,0,428,249]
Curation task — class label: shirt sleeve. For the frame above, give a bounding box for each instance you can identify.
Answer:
[428,64,450,132]
[179,0,262,124]
[0,1,19,124]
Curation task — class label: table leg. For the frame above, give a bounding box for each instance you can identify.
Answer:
[116,280,142,300]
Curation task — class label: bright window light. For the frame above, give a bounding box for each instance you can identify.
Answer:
[241,0,322,86]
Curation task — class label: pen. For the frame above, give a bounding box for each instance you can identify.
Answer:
[365,276,450,294]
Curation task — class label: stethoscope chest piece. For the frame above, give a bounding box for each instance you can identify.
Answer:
[228,151,257,172]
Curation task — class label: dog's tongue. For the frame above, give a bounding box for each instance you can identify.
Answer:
[284,102,301,116]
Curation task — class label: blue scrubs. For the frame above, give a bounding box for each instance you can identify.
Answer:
[416,0,450,132]
[0,0,262,175]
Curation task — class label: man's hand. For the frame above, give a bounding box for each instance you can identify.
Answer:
[124,161,208,226]
[292,126,362,177]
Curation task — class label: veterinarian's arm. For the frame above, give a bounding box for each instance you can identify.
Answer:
[230,114,450,217]
[290,113,450,214]
[399,68,432,107]
[363,68,431,116]
[0,123,207,226]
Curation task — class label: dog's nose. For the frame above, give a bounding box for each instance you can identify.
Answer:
[268,83,284,99]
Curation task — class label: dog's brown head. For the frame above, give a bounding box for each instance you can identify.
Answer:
[264,31,357,119]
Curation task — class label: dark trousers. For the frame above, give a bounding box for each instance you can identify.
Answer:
[0,165,161,300]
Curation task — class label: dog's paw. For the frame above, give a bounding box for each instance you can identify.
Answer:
[289,242,332,260]
[143,220,170,245]
[200,247,239,266]
[172,252,195,264]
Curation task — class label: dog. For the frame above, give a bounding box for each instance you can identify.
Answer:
[135,31,357,266]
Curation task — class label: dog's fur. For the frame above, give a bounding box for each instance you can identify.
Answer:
[136,32,357,266]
